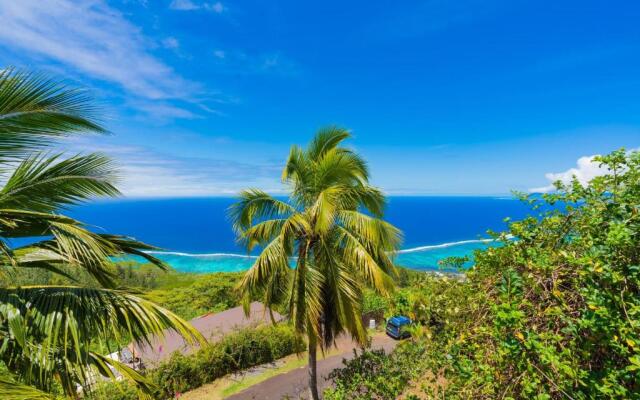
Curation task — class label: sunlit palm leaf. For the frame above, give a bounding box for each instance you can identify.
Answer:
[306,126,350,160]
[96,234,169,270]
[228,189,295,233]
[89,352,155,399]
[335,226,395,295]
[232,126,402,359]
[0,286,206,396]
[238,235,291,297]
[0,153,120,212]
[1,211,168,286]
[313,148,369,190]
[0,68,204,398]
[0,68,105,164]
[0,377,54,400]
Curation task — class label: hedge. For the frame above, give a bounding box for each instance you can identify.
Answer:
[90,323,305,399]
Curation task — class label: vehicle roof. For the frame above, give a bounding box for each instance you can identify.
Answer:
[388,315,411,325]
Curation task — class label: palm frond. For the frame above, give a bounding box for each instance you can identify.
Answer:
[0,286,206,396]
[0,68,105,163]
[228,189,295,234]
[0,153,120,212]
[346,184,387,217]
[89,352,155,399]
[336,210,402,252]
[306,126,350,161]
[314,148,369,190]
[1,210,167,286]
[0,377,54,400]
[238,234,291,298]
[97,234,168,270]
[335,226,395,295]
[308,186,340,235]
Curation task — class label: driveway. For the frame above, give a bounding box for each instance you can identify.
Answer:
[226,333,398,400]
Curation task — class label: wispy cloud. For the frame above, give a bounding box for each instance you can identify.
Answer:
[65,138,283,197]
[162,37,180,49]
[128,101,201,122]
[0,0,196,100]
[169,0,225,13]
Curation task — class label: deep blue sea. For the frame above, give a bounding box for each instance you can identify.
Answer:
[65,197,531,273]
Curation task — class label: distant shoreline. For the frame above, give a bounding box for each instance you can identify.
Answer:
[127,238,494,274]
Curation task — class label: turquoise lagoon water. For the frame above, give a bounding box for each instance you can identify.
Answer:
[132,239,492,273]
[70,197,528,273]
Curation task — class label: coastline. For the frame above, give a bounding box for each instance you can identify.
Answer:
[134,237,494,274]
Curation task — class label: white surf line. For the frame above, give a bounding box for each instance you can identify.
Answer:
[145,251,258,259]
[143,238,497,259]
[396,238,494,254]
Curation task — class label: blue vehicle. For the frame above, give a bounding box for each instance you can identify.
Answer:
[385,315,412,339]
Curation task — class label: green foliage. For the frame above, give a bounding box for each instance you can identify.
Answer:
[325,344,429,400]
[231,128,402,399]
[0,69,203,398]
[362,289,389,316]
[144,272,242,320]
[90,324,306,400]
[328,150,640,399]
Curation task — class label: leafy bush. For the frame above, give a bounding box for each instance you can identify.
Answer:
[325,343,430,400]
[328,149,640,399]
[90,324,305,399]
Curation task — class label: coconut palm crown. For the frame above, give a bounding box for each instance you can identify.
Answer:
[0,69,204,399]
[230,126,402,400]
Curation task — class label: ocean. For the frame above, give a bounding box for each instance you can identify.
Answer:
[66,197,531,273]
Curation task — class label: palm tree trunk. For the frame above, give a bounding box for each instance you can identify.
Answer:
[308,341,320,400]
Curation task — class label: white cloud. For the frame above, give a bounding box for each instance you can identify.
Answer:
[162,37,180,49]
[169,0,199,10]
[65,138,283,197]
[169,0,225,13]
[0,0,196,100]
[213,50,226,59]
[210,2,225,13]
[129,101,200,121]
[529,155,607,193]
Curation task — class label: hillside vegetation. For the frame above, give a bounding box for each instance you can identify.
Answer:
[327,149,640,399]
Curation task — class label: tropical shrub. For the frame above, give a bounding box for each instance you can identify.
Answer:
[325,344,429,400]
[90,324,305,399]
[328,149,640,399]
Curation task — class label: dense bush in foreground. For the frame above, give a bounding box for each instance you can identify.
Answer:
[328,149,640,399]
[326,274,468,400]
[91,324,305,399]
[325,345,429,400]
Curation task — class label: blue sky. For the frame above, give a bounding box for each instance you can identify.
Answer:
[0,0,638,196]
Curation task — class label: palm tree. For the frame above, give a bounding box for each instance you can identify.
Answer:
[230,127,402,400]
[0,69,204,399]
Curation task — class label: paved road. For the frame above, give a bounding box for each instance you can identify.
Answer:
[226,333,398,400]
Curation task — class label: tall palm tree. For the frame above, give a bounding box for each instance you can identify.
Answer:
[230,127,402,400]
[0,69,204,399]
